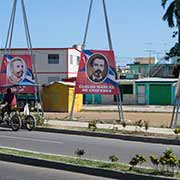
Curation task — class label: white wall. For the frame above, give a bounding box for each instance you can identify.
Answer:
[68,49,80,78]
[34,49,67,72]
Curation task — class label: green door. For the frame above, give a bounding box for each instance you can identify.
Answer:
[149,84,171,105]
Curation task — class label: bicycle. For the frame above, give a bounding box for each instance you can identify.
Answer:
[21,114,36,131]
[0,105,22,131]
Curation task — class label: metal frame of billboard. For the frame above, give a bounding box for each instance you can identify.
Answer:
[2,0,44,116]
[69,0,124,123]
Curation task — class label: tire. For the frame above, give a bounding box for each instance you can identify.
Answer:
[24,115,36,131]
[10,114,21,131]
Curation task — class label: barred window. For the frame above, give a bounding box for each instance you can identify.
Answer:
[48,54,59,64]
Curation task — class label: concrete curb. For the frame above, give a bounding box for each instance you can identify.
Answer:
[0,152,178,180]
[35,127,180,146]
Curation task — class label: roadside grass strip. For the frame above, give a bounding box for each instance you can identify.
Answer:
[0,146,180,178]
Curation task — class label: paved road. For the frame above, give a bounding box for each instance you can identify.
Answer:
[0,161,115,180]
[0,128,180,166]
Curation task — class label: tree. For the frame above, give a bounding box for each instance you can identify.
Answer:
[172,58,180,77]
[162,0,180,57]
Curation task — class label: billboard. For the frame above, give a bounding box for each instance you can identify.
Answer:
[75,50,119,95]
[0,54,35,93]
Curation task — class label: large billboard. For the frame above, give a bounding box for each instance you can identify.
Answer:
[0,54,35,93]
[75,50,119,95]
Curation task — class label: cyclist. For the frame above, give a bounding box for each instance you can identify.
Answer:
[0,88,17,121]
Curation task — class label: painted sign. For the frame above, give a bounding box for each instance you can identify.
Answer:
[0,54,35,93]
[75,50,119,95]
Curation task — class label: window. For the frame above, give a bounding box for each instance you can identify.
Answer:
[70,55,73,64]
[77,56,80,65]
[48,76,60,83]
[120,84,133,94]
[48,54,59,64]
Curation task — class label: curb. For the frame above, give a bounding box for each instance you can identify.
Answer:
[35,127,180,146]
[0,153,178,180]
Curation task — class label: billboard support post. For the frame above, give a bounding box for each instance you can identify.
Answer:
[170,70,180,128]
[70,0,124,123]
[2,0,44,116]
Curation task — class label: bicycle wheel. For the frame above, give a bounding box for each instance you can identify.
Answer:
[24,115,36,131]
[10,114,21,131]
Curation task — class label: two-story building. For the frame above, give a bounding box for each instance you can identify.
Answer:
[0,47,81,85]
[0,47,81,108]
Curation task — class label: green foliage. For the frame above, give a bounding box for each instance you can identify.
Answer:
[74,148,86,158]
[161,0,180,58]
[137,154,147,165]
[159,148,179,172]
[129,154,146,168]
[174,127,180,134]
[88,120,97,131]
[109,155,119,162]
[166,43,180,59]
[33,113,45,126]
[150,155,160,168]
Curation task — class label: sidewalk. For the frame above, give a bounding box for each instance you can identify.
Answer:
[82,104,174,113]
[44,104,176,128]
[46,120,175,135]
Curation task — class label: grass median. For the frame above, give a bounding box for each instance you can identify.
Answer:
[0,147,180,178]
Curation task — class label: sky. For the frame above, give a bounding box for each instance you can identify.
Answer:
[0,0,177,66]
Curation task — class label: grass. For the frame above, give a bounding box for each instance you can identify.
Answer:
[0,147,180,178]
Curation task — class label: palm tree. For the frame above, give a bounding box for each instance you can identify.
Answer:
[162,0,180,42]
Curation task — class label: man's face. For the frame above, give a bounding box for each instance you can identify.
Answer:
[92,58,105,72]
[11,60,24,78]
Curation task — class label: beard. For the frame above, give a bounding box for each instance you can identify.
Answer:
[92,69,103,79]
[15,71,24,78]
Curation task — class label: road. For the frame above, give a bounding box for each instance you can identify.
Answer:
[0,128,180,166]
[0,161,115,180]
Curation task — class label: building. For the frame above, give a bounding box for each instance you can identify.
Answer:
[135,78,177,105]
[134,57,155,64]
[41,81,82,112]
[0,48,81,85]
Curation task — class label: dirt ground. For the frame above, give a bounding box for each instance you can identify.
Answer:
[44,111,177,128]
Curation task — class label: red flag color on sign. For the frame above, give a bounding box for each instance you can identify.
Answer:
[75,50,119,95]
[0,54,35,93]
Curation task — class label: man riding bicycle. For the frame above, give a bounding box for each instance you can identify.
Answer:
[0,88,17,122]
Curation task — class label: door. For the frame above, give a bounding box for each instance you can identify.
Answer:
[149,84,171,105]
[137,85,146,104]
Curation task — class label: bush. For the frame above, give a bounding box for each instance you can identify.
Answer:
[129,154,146,169]
[150,155,159,168]
[74,148,86,158]
[109,155,119,162]
[88,121,97,131]
[160,148,179,172]
[144,121,149,130]
[33,113,45,126]
[174,128,180,135]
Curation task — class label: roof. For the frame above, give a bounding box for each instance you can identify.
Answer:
[135,77,178,83]
[47,81,75,87]
[0,47,77,51]
[117,79,135,83]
